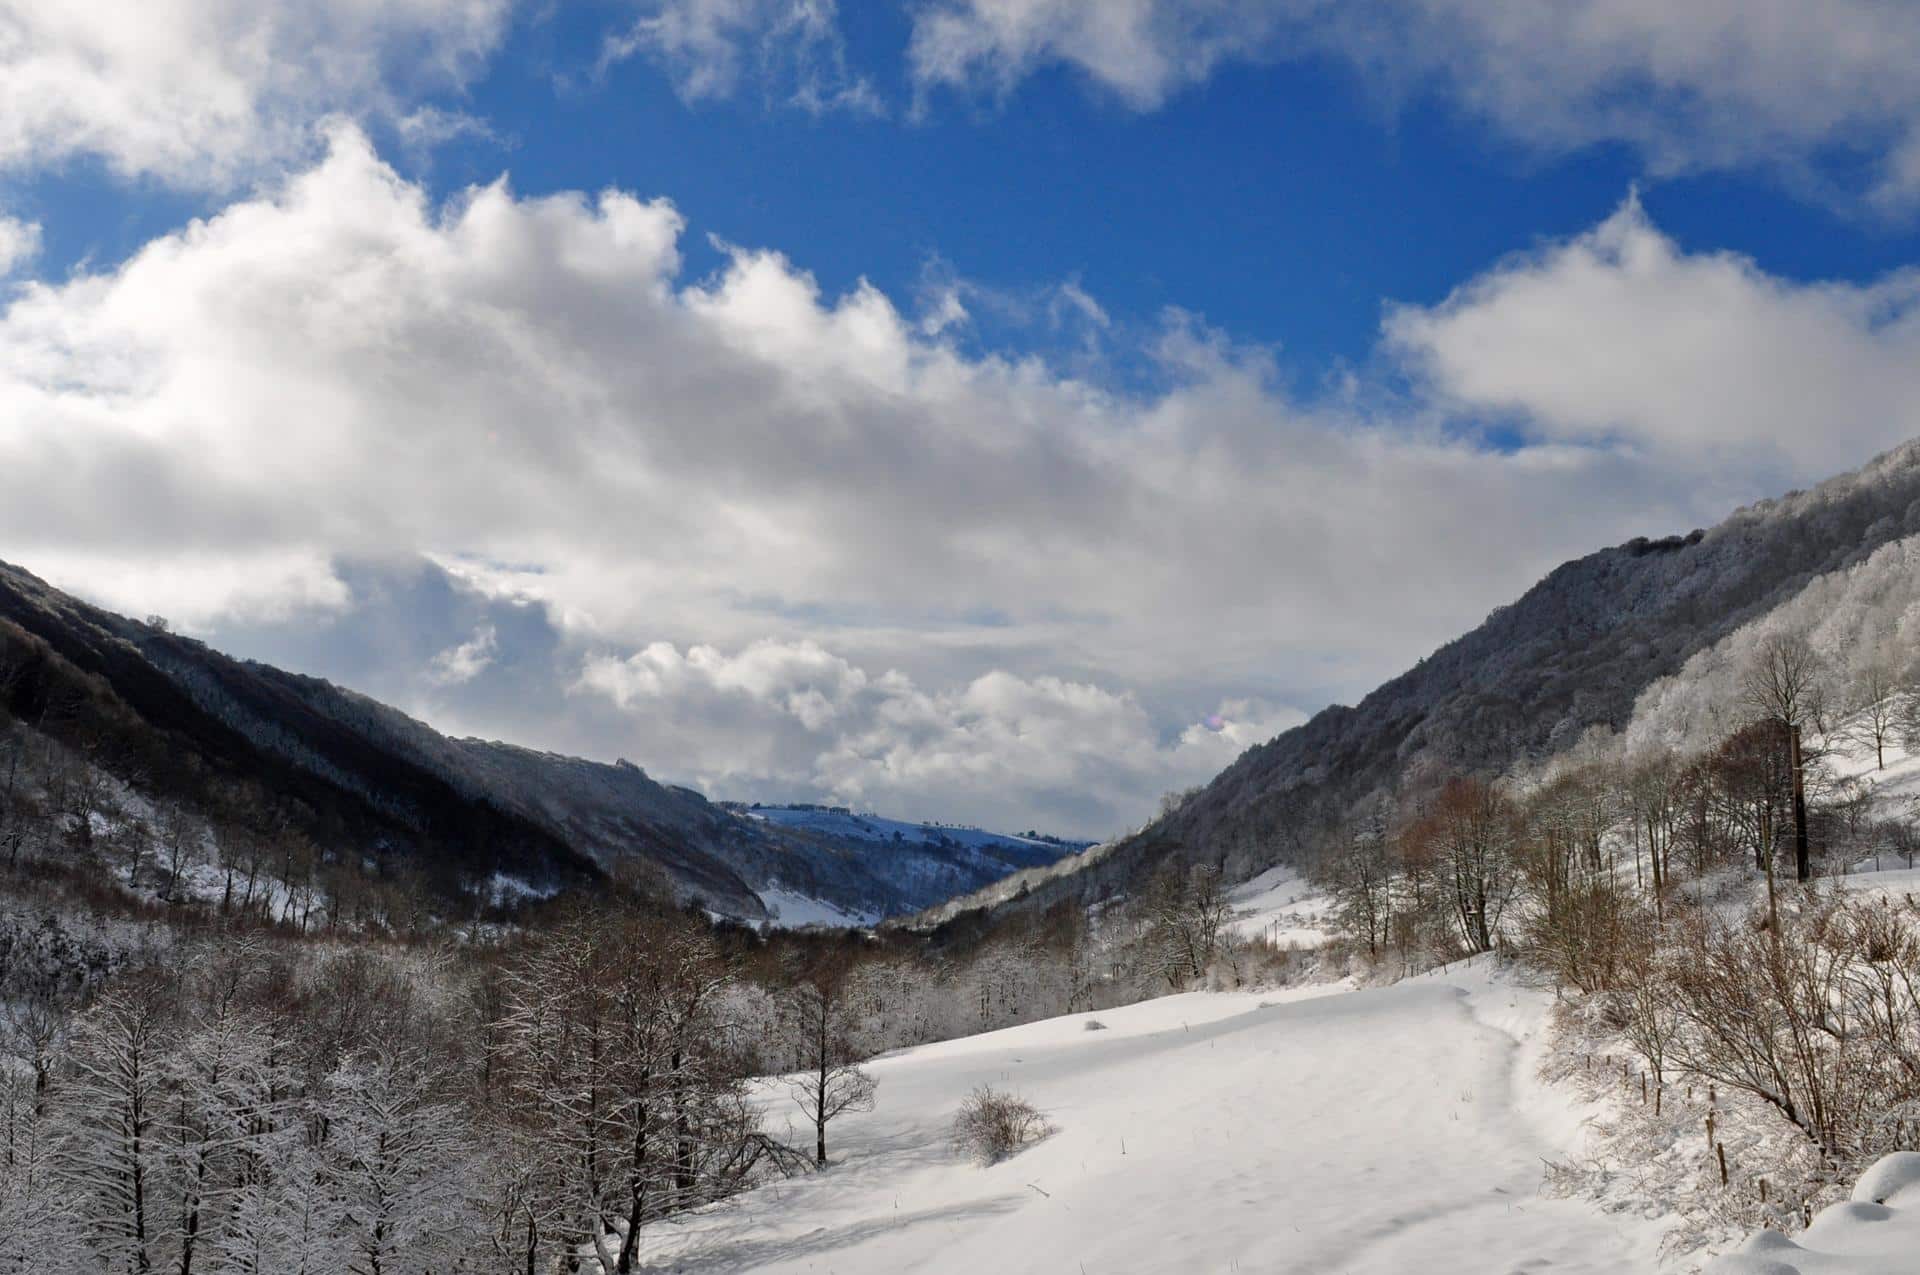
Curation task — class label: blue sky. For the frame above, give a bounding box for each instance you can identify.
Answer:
[7,1,1920,836]
[23,4,1920,379]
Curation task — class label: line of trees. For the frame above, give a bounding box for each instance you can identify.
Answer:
[1319,630,1920,1181]
[0,896,910,1274]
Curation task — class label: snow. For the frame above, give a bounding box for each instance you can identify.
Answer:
[636,963,1672,1273]
[1226,864,1332,947]
[744,804,1086,854]
[1707,1154,1920,1274]
[755,884,878,930]
[483,872,559,906]
[1837,866,1920,901]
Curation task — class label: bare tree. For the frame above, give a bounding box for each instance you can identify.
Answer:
[1741,632,1825,883]
[1845,656,1905,770]
[783,955,876,1168]
[1329,822,1392,960]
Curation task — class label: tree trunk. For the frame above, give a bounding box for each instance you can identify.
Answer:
[1791,724,1811,882]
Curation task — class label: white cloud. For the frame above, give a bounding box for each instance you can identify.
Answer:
[604,0,882,116]
[578,639,1299,831]
[1332,0,1920,213]
[0,127,1899,832]
[1384,193,1920,476]
[0,0,511,187]
[0,216,39,276]
[908,0,1279,110]
[428,624,498,685]
[908,0,1920,212]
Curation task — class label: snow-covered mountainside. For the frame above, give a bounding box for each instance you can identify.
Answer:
[964,436,1920,922]
[0,558,1073,923]
[637,965,1670,1273]
[733,804,1086,925]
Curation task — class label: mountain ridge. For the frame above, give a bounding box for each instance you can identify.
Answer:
[0,557,1073,923]
[925,435,1920,924]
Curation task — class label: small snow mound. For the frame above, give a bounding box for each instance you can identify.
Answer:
[1708,1154,1920,1274]
[1852,1152,1920,1207]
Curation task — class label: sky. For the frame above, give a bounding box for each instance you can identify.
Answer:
[7,2,1920,839]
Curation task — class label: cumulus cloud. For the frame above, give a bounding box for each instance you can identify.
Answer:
[0,216,40,276]
[1385,193,1920,477]
[603,0,882,116]
[908,0,1920,212]
[578,640,1300,831]
[0,127,1899,832]
[428,624,499,686]
[0,0,511,187]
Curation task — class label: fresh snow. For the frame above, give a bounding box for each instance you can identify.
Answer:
[1227,864,1332,947]
[755,884,878,930]
[743,804,1085,854]
[636,964,1672,1273]
[1708,1153,1920,1274]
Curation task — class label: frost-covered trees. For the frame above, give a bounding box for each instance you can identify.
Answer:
[1842,655,1906,770]
[1329,822,1392,960]
[59,976,174,1274]
[1662,895,1920,1164]
[1741,633,1825,884]
[0,999,71,1273]
[490,908,770,1273]
[320,1049,469,1275]
[1140,864,1232,988]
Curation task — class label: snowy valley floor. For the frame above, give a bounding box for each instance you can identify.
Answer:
[637,965,1676,1274]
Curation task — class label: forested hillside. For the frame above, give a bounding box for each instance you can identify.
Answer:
[950,438,1920,923]
[0,559,1072,924]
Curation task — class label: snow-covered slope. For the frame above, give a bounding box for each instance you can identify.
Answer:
[1226,864,1333,946]
[734,804,1082,927]
[738,804,1088,858]
[637,966,1670,1273]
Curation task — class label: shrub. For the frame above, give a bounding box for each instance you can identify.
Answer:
[1083,1019,1107,1031]
[951,1085,1052,1165]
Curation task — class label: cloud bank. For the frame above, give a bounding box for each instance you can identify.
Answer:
[908,0,1920,212]
[3,128,1915,833]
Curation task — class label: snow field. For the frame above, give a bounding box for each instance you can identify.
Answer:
[1226,865,1333,948]
[636,967,1669,1273]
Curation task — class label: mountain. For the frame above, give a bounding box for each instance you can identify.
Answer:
[934,436,1920,922]
[723,803,1088,924]
[0,559,1072,923]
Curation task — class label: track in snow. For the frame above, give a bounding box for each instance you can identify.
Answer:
[639,966,1669,1273]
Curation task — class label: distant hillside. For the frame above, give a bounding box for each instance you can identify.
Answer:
[725,803,1085,923]
[935,436,1920,924]
[0,560,1073,923]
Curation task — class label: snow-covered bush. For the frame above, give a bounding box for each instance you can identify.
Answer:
[951,1085,1052,1165]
